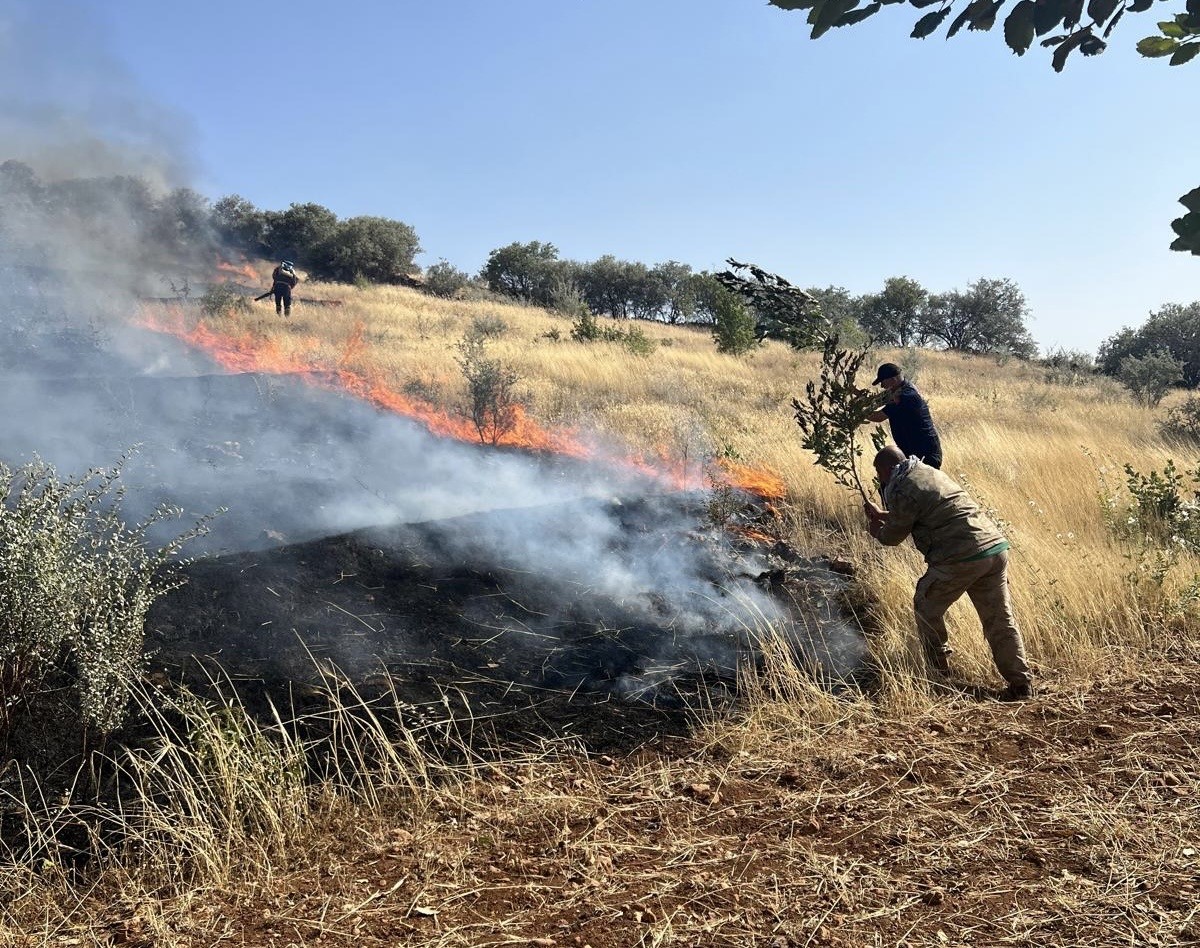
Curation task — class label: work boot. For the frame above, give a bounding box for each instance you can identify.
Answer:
[997,682,1035,702]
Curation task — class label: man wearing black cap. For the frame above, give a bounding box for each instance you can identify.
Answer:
[865,363,943,469]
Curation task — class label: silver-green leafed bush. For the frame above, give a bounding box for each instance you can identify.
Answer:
[0,457,208,738]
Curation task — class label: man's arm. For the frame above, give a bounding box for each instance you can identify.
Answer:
[864,494,917,546]
[875,495,917,546]
[865,409,887,423]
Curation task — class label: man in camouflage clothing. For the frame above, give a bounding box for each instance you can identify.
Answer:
[863,445,1034,701]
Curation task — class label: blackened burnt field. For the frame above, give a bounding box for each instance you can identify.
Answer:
[148,493,865,746]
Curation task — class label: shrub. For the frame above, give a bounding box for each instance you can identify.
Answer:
[468,314,509,340]
[895,346,924,383]
[621,326,657,358]
[455,334,521,445]
[0,458,207,745]
[1118,348,1182,406]
[1039,346,1096,387]
[1160,395,1200,444]
[570,311,657,356]
[423,260,470,299]
[200,281,252,318]
[1102,459,1200,552]
[547,278,590,319]
[570,310,605,343]
[711,286,759,356]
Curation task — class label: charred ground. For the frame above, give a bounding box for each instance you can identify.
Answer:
[146,493,866,752]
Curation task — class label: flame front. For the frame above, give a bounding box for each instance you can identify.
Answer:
[136,304,786,499]
[215,259,259,283]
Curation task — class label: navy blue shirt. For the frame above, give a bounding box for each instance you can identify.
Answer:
[882,381,942,467]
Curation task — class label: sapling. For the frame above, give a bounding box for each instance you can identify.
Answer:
[792,336,888,504]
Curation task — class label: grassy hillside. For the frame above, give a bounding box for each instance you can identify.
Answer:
[6,278,1199,946]
[166,278,1200,689]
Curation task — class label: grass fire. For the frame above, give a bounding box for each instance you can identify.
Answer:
[2,5,1199,943]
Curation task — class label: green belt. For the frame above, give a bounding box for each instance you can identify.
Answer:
[958,540,1010,563]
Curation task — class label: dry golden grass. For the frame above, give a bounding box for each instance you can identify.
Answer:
[4,279,1200,946]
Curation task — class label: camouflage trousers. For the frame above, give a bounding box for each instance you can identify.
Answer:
[913,550,1032,688]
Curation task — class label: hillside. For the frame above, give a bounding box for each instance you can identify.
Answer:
[4,276,1200,947]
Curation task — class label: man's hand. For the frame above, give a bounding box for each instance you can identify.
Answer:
[863,501,887,539]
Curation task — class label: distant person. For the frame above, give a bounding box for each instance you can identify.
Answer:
[271,260,299,316]
[864,363,942,469]
[863,445,1034,702]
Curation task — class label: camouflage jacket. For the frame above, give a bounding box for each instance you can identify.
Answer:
[877,461,1006,565]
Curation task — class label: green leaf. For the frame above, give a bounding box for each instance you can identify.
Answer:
[1005,0,1038,52]
[1159,19,1187,37]
[909,0,944,8]
[812,0,861,36]
[835,1,883,25]
[1170,40,1200,62]
[1128,0,1154,12]
[1137,35,1179,55]
[1180,186,1200,213]
[970,0,1006,30]
[1103,7,1125,37]
[947,4,976,36]
[1051,28,1088,69]
[1080,32,1107,52]
[1189,0,1200,17]
[1086,0,1120,25]
[1063,0,1085,26]
[1033,0,1066,35]
[911,7,952,36]
[769,1,818,9]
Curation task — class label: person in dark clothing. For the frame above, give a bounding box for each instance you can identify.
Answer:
[271,261,299,316]
[865,363,942,469]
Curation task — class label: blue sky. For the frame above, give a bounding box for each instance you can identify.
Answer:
[10,1,1200,352]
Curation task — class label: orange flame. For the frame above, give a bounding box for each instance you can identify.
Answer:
[135,304,787,499]
[215,259,259,283]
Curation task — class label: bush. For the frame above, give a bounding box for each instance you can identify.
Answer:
[547,278,590,318]
[423,260,470,299]
[570,311,657,356]
[570,310,605,343]
[455,334,522,445]
[468,314,509,340]
[0,459,206,745]
[1160,395,1200,444]
[200,281,252,318]
[1102,459,1200,552]
[621,326,657,358]
[1039,346,1096,387]
[1118,348,1182,406]
[710,286,759,356]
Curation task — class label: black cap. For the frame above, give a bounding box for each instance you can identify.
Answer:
[872,363,902,386]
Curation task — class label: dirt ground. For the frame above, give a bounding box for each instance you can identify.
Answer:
[39,652,1197,948]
